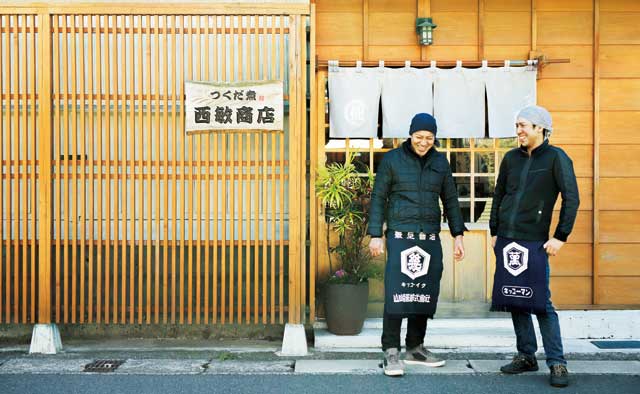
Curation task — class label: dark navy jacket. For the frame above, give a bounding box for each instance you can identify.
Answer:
[367,140,466,238]
[490,139,580,242]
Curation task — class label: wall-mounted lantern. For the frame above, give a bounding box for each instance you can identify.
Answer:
[416,17,437,46]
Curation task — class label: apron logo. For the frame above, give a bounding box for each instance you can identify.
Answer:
[502,285,533,298]
[400,246,431,280]
[502,242,528,277]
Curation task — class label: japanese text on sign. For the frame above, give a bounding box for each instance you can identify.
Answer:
[185,80,283,133]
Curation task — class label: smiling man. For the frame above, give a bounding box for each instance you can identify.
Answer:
[368,113,466,377]
[489,105,580,388]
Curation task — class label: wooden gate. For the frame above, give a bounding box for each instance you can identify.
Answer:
[0,3,309,326]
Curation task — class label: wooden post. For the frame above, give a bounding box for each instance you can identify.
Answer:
[592,0,600,305]
[37,12,53,324]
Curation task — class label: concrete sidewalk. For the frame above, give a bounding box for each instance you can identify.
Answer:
[0,310,638,375]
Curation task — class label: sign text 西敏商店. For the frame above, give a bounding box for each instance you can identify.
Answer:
[185,80,283,134]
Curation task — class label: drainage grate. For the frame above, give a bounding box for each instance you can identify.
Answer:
[84,359,126,373]
[591,340,640,349]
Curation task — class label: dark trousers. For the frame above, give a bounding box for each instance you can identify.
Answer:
[381,309,428,351]
[511,262,566,367]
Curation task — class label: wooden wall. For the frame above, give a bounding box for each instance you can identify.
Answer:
[314,0,640,306]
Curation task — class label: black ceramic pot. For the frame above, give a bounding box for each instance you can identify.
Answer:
[324,281,369,335]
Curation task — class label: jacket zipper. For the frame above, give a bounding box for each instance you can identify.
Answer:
[508,154,533,231]
[418,159,425,232]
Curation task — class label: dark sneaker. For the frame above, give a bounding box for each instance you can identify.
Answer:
[404,345,446,367]
[550,364,569,387]
[500,354,539,374]
[383,348,404,377]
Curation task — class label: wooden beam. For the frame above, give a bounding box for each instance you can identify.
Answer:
[363,0,369,61]
[0,3,311,15]
[417,0,430,61]
[309,3,317,324]
[478,0,484,60]
[37,13,52,323]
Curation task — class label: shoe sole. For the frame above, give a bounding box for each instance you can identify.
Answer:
[404,359,446,367]
[383,368,405,377]
[500,366,539,374]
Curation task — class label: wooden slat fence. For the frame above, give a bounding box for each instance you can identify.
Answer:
[0,3,309,326]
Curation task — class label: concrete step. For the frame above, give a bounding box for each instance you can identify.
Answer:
[314,323,518,350]
[313,311,640,351]
[313,318,514,330]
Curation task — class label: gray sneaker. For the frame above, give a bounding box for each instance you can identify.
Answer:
[405,345,446,367]
[383,348,405,376]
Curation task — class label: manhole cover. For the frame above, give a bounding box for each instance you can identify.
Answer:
[84,359,126,372]
[591,340,640,349]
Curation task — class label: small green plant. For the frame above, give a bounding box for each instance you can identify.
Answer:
[315,154,381,284]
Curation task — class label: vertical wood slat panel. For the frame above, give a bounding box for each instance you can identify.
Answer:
[262,15,268,323]
[154,14,161,324]
[86,14,94,324]
[279,15,285,324]
[238,16,253,324]
[20,13,27,324]
[219,15,227,324]
[178,14,185,325]
[95,13,103,324]
[136,14,143,325]
[29,13,36,323]
[70,14,78,324]
[170,14,178,324]
[112,14,120,325]
[186,15,193,325]
[1,8,305,326]
[252,15,259,325]
[11,14,17,323]
[203,15,211,325]
[236,18,244,325]
[145,14,152,325]
[104,14,112,325]
[228,17,236,325]
[269,15,277,325]
[52,14,60,323]
[1,14,7,323]
[128,13,135,325]
[194,15,201,325]
[299,13,307,324]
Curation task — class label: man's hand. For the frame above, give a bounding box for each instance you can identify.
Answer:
[369,237,384,257]
[491,236,497,248]
[543,238,565,256]
[454,235,465,261]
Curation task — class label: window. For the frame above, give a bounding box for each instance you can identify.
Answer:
[324,137,517,224]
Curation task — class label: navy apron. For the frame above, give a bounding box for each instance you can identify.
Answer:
[384,230,444,318]
[490,236,547,314]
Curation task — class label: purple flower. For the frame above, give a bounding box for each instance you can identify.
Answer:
[334,269,346,278]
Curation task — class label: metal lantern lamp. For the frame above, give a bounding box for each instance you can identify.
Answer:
[416,17,437,46]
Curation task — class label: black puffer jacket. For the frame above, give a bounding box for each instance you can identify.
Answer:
[367,140,466,237]
[489,139,580,242]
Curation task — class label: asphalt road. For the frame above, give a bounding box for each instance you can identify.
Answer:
[2,374,639,394]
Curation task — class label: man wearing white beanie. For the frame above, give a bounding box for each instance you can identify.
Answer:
[489,105,580,388]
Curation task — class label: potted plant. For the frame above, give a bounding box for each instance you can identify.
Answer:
[315,154,381,335]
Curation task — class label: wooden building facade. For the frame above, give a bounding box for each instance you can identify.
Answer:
[312,0,640,312]
[0,0,638,330]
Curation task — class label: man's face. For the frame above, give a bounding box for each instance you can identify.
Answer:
[515,117,544,149]
[410,130,435,157]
